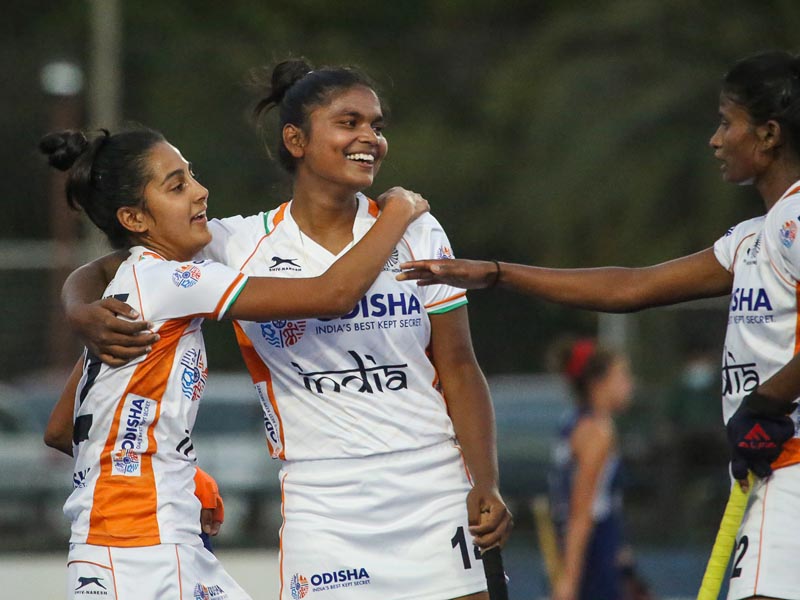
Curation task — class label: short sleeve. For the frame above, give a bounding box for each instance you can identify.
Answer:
[407,215,468,315]
[135,259,248,322]
[713,224,738,272]
[767,193,800,281]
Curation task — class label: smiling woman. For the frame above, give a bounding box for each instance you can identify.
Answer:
[59,58,512,600]
[39,125,428,600]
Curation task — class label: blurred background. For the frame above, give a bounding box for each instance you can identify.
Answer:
[2,0,799,597]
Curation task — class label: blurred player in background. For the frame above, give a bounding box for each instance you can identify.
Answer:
[548,338,651,600]
[40,126,427,599]
[60,59,511,599]
[401,50,800,600]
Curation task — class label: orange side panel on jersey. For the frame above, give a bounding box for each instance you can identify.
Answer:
[771,438,800,469]
[233,322,286,459]
[87,318,191,546]
[239,202,289,271]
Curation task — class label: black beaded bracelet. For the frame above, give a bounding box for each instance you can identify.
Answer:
[487,260,501,289]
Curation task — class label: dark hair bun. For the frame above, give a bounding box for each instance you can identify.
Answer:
[270,59,313,104]
[39,130,89,171]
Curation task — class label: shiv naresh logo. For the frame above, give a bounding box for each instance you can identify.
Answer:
[76,576,107,590]
[269,256,302,271]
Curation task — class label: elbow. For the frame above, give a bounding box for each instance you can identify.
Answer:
[44,429,72,456]
[322,284,361,317]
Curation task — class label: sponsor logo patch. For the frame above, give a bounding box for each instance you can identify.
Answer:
[435,245,454,259]
[193,583,228,600]
[180,348,208,402]
[780,220,797,248]
[261,320,307,349]
[290,573,309,599]
[110,395,154,476]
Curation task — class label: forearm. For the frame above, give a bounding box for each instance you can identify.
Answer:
[62,252,126,317]
[561,512,594,588]
[442,363,499,488]
[320,203,413,306]
[44,357,82,456]
[754,353,800,407]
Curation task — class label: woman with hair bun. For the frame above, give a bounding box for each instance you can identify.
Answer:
[40,125,429,600]
[547,338,647,600]
[61,58,511,600]
[402,50,800,600]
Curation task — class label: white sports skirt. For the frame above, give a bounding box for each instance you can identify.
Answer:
[728,462,800,600]
[277,440,487,600]
[67,540,252,600]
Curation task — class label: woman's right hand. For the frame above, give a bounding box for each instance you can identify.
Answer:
[397,258,499,289]
[67,297,159,366]
[376,186,430,222]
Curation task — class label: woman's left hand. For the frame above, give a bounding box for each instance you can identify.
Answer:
[466,484,513,549]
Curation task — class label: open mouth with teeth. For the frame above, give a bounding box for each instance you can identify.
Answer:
[345,153,375,165]
[191,211,207,223]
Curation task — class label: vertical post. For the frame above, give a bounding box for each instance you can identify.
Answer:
[85,0,122,259]
[40,62,84,369]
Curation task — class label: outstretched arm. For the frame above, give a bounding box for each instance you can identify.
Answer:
[399,248,733,313]
[225,187,428,321]
[429,305,513,550]
[44,357,82,456]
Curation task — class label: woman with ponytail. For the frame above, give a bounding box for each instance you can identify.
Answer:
[40,125,428,600]
[402,50,800,600]
[548,339,648,600]
[59,58,511,600]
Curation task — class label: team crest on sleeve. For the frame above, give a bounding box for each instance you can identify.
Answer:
[435,245,454,259]
[780,220,798,248]
[172,264,202,288]
[261,320,307,348]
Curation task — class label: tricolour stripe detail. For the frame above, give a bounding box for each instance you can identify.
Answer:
[367,197,380,218]
[214,273,248,320]
[87,318,191,546]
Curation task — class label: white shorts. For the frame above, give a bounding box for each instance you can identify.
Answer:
[727,462,800,600]
[278,440,486,600]
[67,541,252,600]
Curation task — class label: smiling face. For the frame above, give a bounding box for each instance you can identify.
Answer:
[118,141,211,261]
[288,85,388,194]
[709,94,772,185]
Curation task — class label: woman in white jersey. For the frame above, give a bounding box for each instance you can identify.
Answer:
[40,126,428,600]
[401,50,800,600]
[61,60,512,600]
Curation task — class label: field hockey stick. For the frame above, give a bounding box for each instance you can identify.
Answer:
[530,495,562,591]
[696,472,753,600]
[482,546,509,600]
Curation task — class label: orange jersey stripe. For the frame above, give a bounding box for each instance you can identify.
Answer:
[367,197,379,218]
[211,272,246,318]
[233,322,286,459]
[239,203,289,272]
[87,318,191,546]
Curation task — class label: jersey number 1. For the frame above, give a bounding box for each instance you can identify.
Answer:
[451,525,482,570]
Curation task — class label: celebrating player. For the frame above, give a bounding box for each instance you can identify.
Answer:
[401,50,800,600]
[61,59,512,600]
[40,126,428,600]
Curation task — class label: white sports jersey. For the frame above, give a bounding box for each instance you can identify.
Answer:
[714,180,800,469]
[65,246,247,546]
[200,193,467,461]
